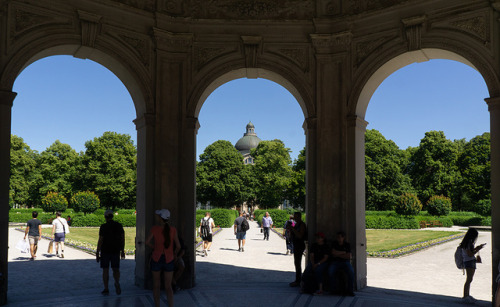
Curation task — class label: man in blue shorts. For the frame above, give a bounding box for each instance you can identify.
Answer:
[234,212,247,252]
[96,210,125,295]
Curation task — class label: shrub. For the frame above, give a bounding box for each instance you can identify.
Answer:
[365,216,420,229]
[473,199,491,216]
[448,215,488,226]
[394,193,422,216]
[9,191,14,209]
[114,215,136,227]
[415,216,453,227]
[71,214,106,227]
[71,191,100,215]
[426,195,452,216]
[208,209,236,228]
[41,192,68,213]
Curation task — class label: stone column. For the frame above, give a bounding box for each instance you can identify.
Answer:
[486,96,500,300]
[304,117,317,242]
[0,90,16,306]
[347,115,368,290]
[178,117,198,288]
[133,113,155,289]
[153,28,195,288]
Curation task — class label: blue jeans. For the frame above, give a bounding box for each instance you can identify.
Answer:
[263,227,270,240]
[303,262,328,285]
[328,261,355,293]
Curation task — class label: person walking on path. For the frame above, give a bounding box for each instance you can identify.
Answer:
[234,211,249,252]
[24,211,42,261]
[96,210,125,296]
[460,228,486,304]
[200,211,215,257]
[51,211,70,258]
[328,231,355,296]
[146,209,180,307]
[283,215,295,255]
[288,212,307,287]
[261,212,273,240]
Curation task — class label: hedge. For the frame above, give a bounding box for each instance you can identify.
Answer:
[255,209,299,228]
[366,216,420,229]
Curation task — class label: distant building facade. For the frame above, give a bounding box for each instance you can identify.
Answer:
[235,122,261,164]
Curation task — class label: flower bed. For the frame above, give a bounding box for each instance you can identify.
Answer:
[367,233,465,258]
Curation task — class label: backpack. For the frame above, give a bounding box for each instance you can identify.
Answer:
[455,246,465,271]
[201,218,210,237]
[240,218,250,232]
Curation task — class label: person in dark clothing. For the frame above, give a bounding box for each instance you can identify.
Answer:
[24,211,42,261]
[283,216,295,255]
[96,210,125,295]
[328,231,355,296]
[288,212,307,287]
[302,232,330,295]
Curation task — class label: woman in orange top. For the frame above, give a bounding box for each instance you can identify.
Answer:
[146,209,180,307]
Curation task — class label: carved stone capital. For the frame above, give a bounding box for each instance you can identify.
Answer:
[153,28,193,52]
[0,91,17,107]
[347,115,368,130]
[184,117,200,134]
[77,10,102,48]
[303,116,317,131]
[134,113,155,130]
[486,97,500,112]
[402,15,426,51]
[310,31,351,54]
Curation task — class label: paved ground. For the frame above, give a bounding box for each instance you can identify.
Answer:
[4,222,495,306]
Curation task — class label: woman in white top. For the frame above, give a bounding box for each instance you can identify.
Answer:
[459,228,485,304]
[51,211,70,258]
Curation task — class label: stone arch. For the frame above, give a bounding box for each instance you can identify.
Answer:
[346,39,500,293]
[189,67,311,120]
[1,42,151,117]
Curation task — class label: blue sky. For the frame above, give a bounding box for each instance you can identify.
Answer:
[12,56,489,161]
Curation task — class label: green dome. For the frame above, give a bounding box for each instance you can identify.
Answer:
[235,121,261,154]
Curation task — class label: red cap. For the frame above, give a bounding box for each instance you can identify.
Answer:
[315,232,325,238]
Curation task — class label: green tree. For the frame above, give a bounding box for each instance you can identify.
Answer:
[196,140,245,208]
[41,191,68,213]
[365,130,414,210]
[286,147,306,209]
[9,135,38,207]
[71,191,100,215]
[251,140,292,209]
[407,131,459,204]
[80,132,137,210]
[34,140,80,204]
[454,133,490,211]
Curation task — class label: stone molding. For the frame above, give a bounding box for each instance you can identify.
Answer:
[0,91,17,107]
[153,28,193,52]
[486,97,500,112]
[184,117,200,134]
[78,10,102,48]
[402,15,426,51]
[134,113,155,130]
[310,31,351,54]
[241,36,262,68]
[347,115,368,130]
[303,116,317,131]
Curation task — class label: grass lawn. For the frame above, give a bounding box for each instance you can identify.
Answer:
[40,227,136,251]
[366,229,462,252]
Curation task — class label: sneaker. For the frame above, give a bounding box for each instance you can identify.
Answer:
[241,247,244,252]
[101,289,109,295]
[289,281,299,287]
[238,247,241,252]
[313,290,323,296]
[205,250,208,257]
[60,254,64,258]
[286,250,289,255]
[462,296,476,304]
[115,282,121,295]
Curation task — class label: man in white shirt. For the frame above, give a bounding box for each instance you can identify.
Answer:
[51,211,70,258]
[199,212,215,256]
